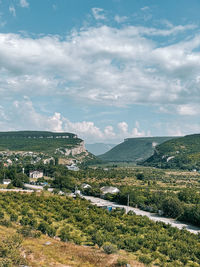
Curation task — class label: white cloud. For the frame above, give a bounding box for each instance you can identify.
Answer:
[114,15,128,23]
[118,122,128,134]
[64,120,103,140]
[141,6,150,11]
[19,0,29,8]
[0,13,6,27]
[176,104,199,115]
[0,23,199,117]
[92,8,106,20]
[104,125,116,138]
[9,5,16,17]
[0,97,149,142]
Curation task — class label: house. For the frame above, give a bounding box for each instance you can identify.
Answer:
[100,186,120,195]
[29,170,43,179]
[81,183,91,189]
[67,164,79,171]
[3,179,11,185]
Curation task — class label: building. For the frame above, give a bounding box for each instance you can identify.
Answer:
[81,183,91,189]
[3,179,11,185]
[67,164,79,171]
[100,186,120,195]
[29,170,43,179]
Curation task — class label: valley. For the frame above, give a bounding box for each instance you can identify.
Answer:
[1,131,200,266]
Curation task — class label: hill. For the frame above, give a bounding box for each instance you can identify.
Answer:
[0,192,199,266]
[86,143,116,155]
[0,131,81,152]
[0,131,95,163]
[143,134,200,170]
[98,137,174,162]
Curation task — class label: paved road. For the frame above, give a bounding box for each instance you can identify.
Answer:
[84,196,200,235]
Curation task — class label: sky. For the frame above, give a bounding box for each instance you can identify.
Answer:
[0,0,200,144]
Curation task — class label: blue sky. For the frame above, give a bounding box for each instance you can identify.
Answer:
[0,0,200,143]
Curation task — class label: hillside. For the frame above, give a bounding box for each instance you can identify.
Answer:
[0,131,95,163]
[143,134,200,170]
[98,137,174,162]
[86,143,116,155]
[0,192,199,266]
[0,131,81,152]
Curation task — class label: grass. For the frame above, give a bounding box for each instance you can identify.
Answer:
[0,225,144,267]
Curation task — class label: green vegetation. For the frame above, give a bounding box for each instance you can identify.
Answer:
[0,131,82,153]
[2,162,200,227]
[143,134,200,170]
[0,192,200,266]
[0,234,26,266]
[98,137,174,162]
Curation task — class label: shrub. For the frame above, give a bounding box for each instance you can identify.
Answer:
[162,197,184,218]
[116,258,129,266]
[139,254,153,265]
[102,242,118,254]
[17,226,41,238]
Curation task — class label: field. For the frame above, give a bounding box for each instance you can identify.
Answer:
[0,192,200,266]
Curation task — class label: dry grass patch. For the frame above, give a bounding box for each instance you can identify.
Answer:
[23,236,143,267]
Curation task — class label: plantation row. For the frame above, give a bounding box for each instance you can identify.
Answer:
[0,192,200,266]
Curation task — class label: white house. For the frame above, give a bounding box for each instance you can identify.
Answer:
[29,170,43,179]
[67,164,79,171]
[3,179,11,185]
[100,186,120,195]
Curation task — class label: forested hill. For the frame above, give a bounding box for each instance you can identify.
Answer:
[98,137,174,162]
[143,134,200,170]
[0,131,82,153]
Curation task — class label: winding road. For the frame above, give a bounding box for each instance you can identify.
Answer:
[83,196,200,235]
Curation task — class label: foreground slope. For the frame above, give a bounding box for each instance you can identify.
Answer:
[143,134,200,170]
[98,137,174,162]
[0,192,200,266]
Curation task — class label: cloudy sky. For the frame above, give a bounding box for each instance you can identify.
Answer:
[0,0,200,143]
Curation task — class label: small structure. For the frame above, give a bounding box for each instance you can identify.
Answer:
[100,186,120,195]
[7,159,12,165]
[24,183,43,191]
[29,170,43,179]
[67,164,79,171]
[3,179,11,185]
[81,183,91,189]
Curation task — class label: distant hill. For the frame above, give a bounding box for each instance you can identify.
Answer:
[98,137,174,162]
[86,143,116,155]
[0,131,95,162]
[143,134,200,170]
[0,131,82,153]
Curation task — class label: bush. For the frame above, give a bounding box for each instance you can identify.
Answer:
[102,242,118,254]
[162,197,184,218]
[139,254,153,265]
[0,219,12,227]
[0,234,26,266]
[116,258,129,266]
[10,213,18,222]
[17,226,41,238]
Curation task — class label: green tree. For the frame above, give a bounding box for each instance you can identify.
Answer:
[162,197,184,218]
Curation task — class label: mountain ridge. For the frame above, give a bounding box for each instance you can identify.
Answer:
[98,136,175,162]
[143,133,200,170]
